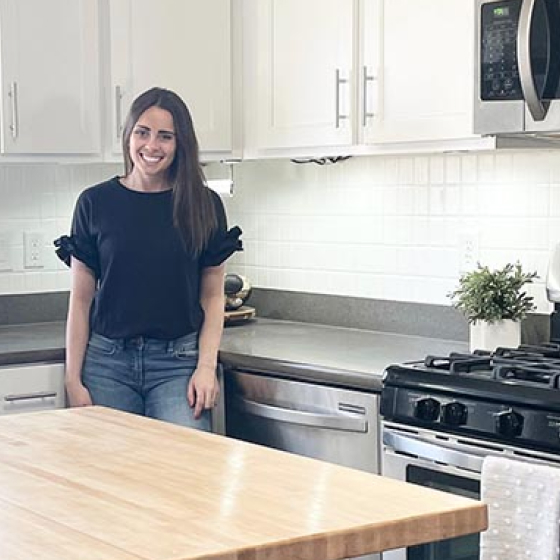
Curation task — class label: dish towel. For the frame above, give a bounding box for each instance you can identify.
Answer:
[481,455,560,560]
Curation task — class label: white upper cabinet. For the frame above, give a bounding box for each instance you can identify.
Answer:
[361,0,478,146]
[0,0,101,155]
[108,0,233,157]
[245,0,487,157]
[244,0,354,153]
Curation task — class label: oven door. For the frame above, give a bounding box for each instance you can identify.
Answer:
[381,423,486,560]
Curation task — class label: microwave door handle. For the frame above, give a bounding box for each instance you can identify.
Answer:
[518,0,548,121]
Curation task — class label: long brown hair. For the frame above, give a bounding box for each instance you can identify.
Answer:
[122,87,218,255]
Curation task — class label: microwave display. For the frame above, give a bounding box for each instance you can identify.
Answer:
[494,6,510,16]
[481,0,523,100]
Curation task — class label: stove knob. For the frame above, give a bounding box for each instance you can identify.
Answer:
[441,402,468,426]
[494,409,524,437]
[414,397,441,422]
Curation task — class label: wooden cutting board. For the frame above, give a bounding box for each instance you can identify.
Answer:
[224,305,256,324]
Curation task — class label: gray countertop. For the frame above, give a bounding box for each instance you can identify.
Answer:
[0,318,468,391]
[219,318,467,391]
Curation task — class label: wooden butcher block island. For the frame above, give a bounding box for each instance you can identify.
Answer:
[0,407,487,560]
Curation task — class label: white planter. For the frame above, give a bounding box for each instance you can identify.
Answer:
[469,319,521,352]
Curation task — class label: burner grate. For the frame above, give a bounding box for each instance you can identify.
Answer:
[423,346,560,387]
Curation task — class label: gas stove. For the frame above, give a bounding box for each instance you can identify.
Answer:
[380,343,560,454]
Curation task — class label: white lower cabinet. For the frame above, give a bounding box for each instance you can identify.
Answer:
[0,363,65,415]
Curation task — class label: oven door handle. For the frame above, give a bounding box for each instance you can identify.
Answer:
[383,430,485,472]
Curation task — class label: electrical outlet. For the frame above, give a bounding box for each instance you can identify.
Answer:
[24,231,44,269]
[458,231,479,275]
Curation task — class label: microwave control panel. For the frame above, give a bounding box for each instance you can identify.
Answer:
[480,0,523,101]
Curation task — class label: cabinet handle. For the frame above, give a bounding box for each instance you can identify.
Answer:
[362,66,376,126]
[335,69,350,128]
[8,81,18,140]
[115,85,124,139]
[4,390,57,402]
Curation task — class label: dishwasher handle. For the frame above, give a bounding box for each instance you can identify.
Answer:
[232,396,368,433]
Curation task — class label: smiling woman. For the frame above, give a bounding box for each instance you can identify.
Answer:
[54,87,242,431]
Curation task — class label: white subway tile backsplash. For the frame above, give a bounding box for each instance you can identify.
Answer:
[369,158,387,186]
[397,157,414,185]
[428,185,446,215]
[494,152,514,183]
[384,157,399,185]
[549,219,560,246]
[444,185,461,215]
[0,154,556,311]
[445,155,461,185]
[414,157,429,185]
[429,156,444,185]
[222,152,559,315]
[477,153,495,183]
[459,184,478,215]
[528,185,551,217]
[513,152,551,183]
[461,154,478,184]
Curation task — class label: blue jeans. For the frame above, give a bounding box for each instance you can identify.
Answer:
[81,331,211,432]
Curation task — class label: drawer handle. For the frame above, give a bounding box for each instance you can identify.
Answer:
[4,391,58,402]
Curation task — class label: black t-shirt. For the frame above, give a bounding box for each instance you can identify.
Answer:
[60,176,241,340]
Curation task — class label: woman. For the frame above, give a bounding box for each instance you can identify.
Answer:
[55,87,242,431]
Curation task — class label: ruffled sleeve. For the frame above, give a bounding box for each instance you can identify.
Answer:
[53,190,100,279]
[200,190,243,268]
[200,225,243,268]
[53,234,100,279]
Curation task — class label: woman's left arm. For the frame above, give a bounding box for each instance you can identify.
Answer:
[188,264,225,419]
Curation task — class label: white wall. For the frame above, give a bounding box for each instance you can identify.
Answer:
[225,151,560,314]
[0,152,558,315]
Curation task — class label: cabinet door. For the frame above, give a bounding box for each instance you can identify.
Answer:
[363,0,476,144]
[109,0,232,155]
[253,0,354,149]
[0,0,100,154]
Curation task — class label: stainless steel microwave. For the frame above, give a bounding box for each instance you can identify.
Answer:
[474,0,560,137]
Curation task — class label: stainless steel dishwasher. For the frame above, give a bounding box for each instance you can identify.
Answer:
[225,368,381,560]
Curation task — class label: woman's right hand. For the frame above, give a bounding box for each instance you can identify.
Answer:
[65,379,93,407]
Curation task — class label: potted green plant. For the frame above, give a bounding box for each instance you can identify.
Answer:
[448,262,538,351]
